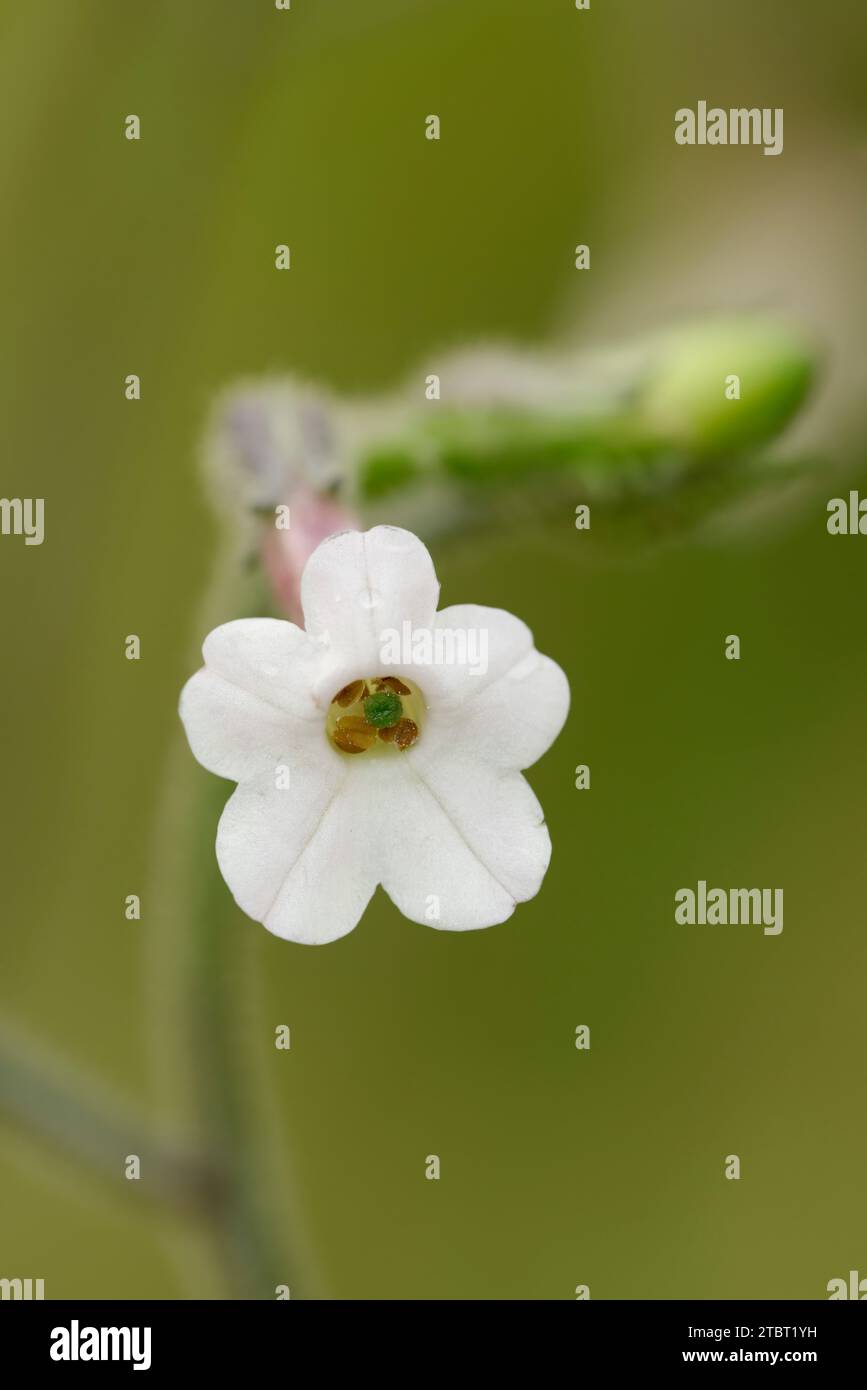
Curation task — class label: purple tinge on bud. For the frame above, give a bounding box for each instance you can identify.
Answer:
[211,382,343,512]
[223,396,290,507]
[263,488,360,623]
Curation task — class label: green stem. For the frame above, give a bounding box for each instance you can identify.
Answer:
[0,1023,225,1217]
[146,550,317,1299]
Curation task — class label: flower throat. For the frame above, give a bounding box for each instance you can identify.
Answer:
[326,676,425,755]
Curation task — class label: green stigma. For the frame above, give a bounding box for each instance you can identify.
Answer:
[363,691,403,728]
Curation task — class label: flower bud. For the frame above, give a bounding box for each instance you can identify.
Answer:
[631,318,816,455]
[262,487,360,623]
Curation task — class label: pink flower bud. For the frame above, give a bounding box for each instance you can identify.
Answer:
[262,489,360,623]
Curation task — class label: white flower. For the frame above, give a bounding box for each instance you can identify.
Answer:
[179,526,569,944]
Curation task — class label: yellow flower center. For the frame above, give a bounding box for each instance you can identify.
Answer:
[326,676,425,755]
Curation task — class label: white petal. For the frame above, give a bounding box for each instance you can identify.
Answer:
[179,619,322,781]
[426,653,569,771]
[377,755,551,930]
[416,605,570,769]
[201,618,321,720]
[216,751,378,945]
[427,604,535,704]
[300,527,440,698]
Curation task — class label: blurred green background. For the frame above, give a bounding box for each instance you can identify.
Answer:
[1,0,866,1299]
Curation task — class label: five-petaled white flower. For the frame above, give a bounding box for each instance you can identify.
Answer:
[179,526,569,944]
